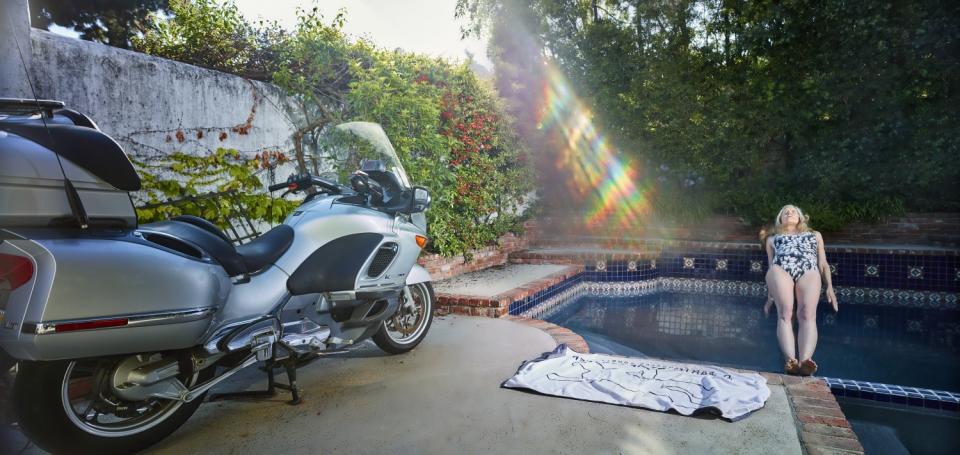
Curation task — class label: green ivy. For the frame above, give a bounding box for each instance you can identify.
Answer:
[133,148,298,228]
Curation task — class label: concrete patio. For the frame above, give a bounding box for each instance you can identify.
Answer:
[2,315,801,454]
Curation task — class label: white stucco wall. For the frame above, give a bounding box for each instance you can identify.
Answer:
[28,29,301,169]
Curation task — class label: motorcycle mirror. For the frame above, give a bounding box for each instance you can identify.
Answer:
[411,186,431,212]
[350,172,371,194]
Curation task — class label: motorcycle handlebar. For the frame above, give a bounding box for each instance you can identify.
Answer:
[268,175,342,194]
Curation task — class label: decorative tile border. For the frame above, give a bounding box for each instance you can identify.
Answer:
[512,245,960,293]
[519,282,590,320]
[822,377,960,412]
[490,273,959,325]
[526,276,959,310]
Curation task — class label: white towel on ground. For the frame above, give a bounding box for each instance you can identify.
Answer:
[503,345,771,421]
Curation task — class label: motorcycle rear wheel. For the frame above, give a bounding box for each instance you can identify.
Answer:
[373,282,435,354]
[13,353,210,454]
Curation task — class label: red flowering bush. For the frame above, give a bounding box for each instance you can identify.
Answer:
[349,52,534,256]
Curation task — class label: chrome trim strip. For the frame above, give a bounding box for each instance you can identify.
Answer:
[22,307,216,335]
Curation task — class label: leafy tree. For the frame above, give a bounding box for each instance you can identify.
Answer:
[458,0,959,231]
[347,51,533,255]
[133,0,271,77]
[30,0,169,49]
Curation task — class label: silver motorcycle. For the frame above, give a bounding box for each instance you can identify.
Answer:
[0,100,434,453]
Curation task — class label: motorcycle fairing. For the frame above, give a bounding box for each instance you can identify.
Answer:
[287,232,384,294]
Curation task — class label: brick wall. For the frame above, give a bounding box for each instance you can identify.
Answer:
[417,221,538,281]
[829,213,959,246]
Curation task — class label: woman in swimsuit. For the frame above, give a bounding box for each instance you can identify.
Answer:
[761,205,839,376]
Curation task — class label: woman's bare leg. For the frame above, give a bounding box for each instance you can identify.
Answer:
[795,269,823,361]
[766,266,796,361]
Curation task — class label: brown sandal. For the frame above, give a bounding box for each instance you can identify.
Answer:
[784,359,801,375]
[799,359,818,376]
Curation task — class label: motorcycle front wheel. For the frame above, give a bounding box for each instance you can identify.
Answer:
[373,282,435,354]
[13,352,210,454]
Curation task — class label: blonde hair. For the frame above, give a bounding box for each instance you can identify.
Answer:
[760,204,811,245]
[773,204,812,235]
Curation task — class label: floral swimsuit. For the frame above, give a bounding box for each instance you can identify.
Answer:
[772,232,819,281]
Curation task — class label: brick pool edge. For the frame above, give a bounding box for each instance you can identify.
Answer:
[434,265,584,317]
[777,377,866,454]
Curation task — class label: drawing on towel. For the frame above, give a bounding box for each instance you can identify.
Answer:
[545,357,717,411]
[503,346,770,420]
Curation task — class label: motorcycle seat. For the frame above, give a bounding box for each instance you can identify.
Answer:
[235,225,294,273]
[172,215,294,273]
[140,220,248,276]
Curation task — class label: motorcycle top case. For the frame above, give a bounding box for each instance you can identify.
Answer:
[0,104,140,229]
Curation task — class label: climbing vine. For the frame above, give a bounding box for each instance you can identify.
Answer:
[133,148,297,228]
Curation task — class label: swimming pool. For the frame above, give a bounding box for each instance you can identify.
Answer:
[543,290,959,393]
[518,275,960,454]
[507,246,960,454]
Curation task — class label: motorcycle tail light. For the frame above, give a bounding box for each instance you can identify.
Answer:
[0,253,33,292]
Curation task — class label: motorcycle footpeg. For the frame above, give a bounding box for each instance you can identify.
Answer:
[326,337,354,346]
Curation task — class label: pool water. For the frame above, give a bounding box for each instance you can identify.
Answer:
[839,397,960,455]
[544,292,960,392]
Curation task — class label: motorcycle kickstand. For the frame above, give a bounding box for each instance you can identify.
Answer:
[271,357,303,405]
[206,346,303,405]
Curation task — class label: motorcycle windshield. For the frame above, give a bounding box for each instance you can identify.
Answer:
[314,122,411,188]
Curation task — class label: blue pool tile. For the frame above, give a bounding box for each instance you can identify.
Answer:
[891,395,907,404]
[876,394,891,402]
[908,397,924,407]
[942,402,959,412]
[861,391,876,400]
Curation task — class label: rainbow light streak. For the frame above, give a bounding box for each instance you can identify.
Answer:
[539,63,652,232]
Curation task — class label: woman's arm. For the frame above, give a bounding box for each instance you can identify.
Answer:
[764,236,775,316]
[815,231,839,312]
[765,236,775,266]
